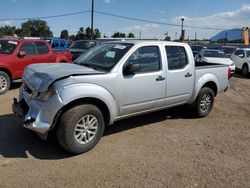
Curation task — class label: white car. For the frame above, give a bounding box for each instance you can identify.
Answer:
[196,49,235,74]
[231,48,250,77]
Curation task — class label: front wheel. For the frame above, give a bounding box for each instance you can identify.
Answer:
[195,87,215,117]
[0,71,11,95]
[242,64,249,77]
[56,104,105,154]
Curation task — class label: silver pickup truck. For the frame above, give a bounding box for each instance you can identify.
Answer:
[13,41,231,154]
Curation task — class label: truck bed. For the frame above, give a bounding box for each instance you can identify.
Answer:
[194,61,229,96]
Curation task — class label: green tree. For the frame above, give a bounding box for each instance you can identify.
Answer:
[21,19,53,37]
[0,26,16,37]
[127,32,135,38]
[85,27,92,39]
[75,27,85,40]
[93,28,101,39]
[69,35,76,41]
[60,29,69,39]
[112,32,126,38]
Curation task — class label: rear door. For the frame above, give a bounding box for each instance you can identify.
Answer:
[118,45,166,115]
[164,45,194,105]
[34,42,55,63]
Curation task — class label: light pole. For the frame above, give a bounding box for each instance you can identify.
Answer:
[181,18,184,31]
[180,18,185,42]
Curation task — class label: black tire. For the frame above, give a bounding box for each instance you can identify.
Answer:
[0,71,11,95]
[242,64,249,77]
[195,87,215,117]
[56,104,105,154]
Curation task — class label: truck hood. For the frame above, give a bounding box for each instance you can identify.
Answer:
[23,63,105,92]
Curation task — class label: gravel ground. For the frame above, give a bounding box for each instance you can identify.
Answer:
[0,74,249,188]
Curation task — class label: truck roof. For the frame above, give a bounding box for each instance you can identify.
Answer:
[104,40,187,46]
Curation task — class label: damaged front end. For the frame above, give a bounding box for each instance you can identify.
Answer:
[12,80,64,139]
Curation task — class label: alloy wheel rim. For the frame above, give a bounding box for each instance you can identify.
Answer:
[200,94,211,112]
[74,115,98,144]
[0,75,7,92]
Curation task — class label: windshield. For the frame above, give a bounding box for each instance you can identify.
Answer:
[70,41,96,49]
[192,46,204,52]
[75,43,134,72]
[203,50,227,58]
[0,40,18,54]
[222,47,236,54]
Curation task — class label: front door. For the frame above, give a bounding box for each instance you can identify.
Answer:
[118,45,166,115]
[14,42,37,77]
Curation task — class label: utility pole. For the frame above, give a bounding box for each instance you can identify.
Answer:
[195,32,197,44]
[139,30,141,39]
[91,0,94,39]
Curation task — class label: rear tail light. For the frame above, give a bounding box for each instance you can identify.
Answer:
[228,67,231,80]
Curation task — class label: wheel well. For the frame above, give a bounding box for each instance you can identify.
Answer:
[202,82,217,96]
[243,63,249,69]
[55,97,110,127]
[0,68,12,81]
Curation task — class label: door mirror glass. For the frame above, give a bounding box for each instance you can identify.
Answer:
[238,54,244,58]
[17,51,26,57]
[124,63,141,75]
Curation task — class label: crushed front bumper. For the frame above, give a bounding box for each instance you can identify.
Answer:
[12,90,64,135]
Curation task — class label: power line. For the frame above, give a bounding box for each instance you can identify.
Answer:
[0,11,91,21]
[0,9,228,31]
[94,10,224,31]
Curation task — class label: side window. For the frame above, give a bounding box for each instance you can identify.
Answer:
[126,46,161,73]
[246,51,250,57]
[165,46,188,70]
[61,40,65,48]
[235,50,244,57]
[52,40,59,48]
[19,42,35,56]
[35,42,49,54]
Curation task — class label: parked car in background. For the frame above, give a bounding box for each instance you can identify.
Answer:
[70,40,99,61]
[45,38,69,51]
[231,48,250,76]
[196,49,235,74]
[220,46,238,58]
[191,45,206,57]
[13,40,231,154]
[0,38,72,94]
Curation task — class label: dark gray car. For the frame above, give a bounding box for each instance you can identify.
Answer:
[70,40,99,61]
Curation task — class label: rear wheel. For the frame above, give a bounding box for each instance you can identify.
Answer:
[0,71,11,95]
[195,87,214,117]
[56,104,105,154]
[242,64,249,77]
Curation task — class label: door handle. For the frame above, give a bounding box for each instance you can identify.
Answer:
[156,75,165,81]
[185,72,192,77]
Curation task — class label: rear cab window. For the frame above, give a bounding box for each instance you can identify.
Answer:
[165,46,188,70]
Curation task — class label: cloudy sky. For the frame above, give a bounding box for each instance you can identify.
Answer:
[0,0,250,39]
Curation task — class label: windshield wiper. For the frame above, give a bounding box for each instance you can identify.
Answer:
[81,63,107,72]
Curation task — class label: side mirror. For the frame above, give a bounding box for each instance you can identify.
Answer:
[124,63,141,75]
[18,51,26,57]
[238,54,244,58]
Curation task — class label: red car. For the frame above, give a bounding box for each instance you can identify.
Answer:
[0,38,72,94]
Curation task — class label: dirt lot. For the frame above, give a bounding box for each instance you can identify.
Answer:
[0,74,250,188]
